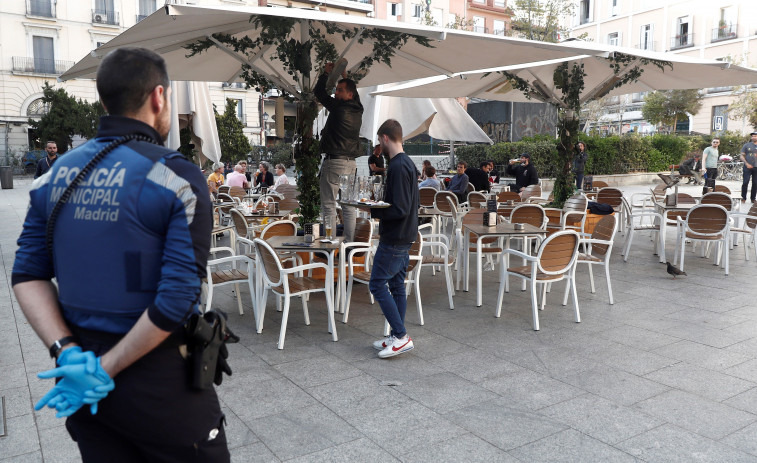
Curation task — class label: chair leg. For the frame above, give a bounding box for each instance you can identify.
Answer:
[256,288,268,334]
[277,295,291,350]
[571,272,581,323]
[530,280,540,331]
[622,228,633,260]
[326,286,338,342]
[302,294,310,325]
[205,281,214,314]
[247,279,258,329]
[234,283,244,315]
[540,283,547,311]
[415,277,424,326]
[343,277,355,324]
[495,266,506,318]
[444,264,454,310]
[562,274,571,306]
[588,263,596,294]
[383,319,390,337]
[605,262,614,305]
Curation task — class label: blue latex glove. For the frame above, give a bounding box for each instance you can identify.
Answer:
[57,346,97,372]
[35,357,115,418]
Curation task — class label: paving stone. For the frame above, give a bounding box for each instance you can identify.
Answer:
[664,306,748,329]
[585,341,679,376]
[220,377,317,421]
[560,366,670,406]
[287,438,397,463]
[644,362,755,402]
[635,390,757,440]
[0,387,32,419]
[598,325,680,351]
[618,424,757,463]
[0,451,44,463]
[229,442,280,463]
[399,433,518,463]
[509,428,638,462]
[272,354,362,387]
[722,421,757,457]
[481,368,585,411]
[220,408,259,450]
[726,359,757,383]
[541,392,664,445]
[352,353,445,383]
[39,425,80,463]
[396,372,498,414]
[427,350,525,383]
[653,339,753,371]
[724,387,757,415]
[0,414,39,459]
[306,374,410,417]
[445,398,567,450]
[247,403,361,461]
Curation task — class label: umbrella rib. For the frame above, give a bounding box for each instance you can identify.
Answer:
[578,57,639,104]
[525,70,564,107]
[391,49,455,76]
[336,27,365,62]
[469,74,511,98]
[223,44,272,85]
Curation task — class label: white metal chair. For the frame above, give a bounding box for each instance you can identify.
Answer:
[570,214,618,305]
[620,196,665,263]
[252,238,337,350]
[730,202,757,261]
[496,230,581,331]
[419,229,456,309]
[674,204,730,276]
[543,194,588,234]
[201,247,256,321]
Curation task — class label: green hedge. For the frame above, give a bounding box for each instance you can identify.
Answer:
[455,133,723,177]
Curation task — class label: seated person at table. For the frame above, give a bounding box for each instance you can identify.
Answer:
[446,161,469,203]
[420,160,432,180]
[226,164,250,189]
[488,160,500,184]
[418,166,441,190]
[465,161,492,193]
[271,163,290,191]
[254,162,274,189]
[207,162,225,196]
[679,154,703,185]
[505,153,539,193]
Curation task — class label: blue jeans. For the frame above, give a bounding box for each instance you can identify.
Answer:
[369,241,412,339]
[742,167,757,201]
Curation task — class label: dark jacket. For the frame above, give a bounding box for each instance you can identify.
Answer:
[465,167,490,192]
[680,157,701,174]
[35,155,57,179]
[505,162,539,191]
[573,150,588,173]
[314,73,363,158]
[255,171,274,188]
[371,152,419,245]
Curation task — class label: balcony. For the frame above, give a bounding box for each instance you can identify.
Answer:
[136,14,148,23]
[670,33,694,50]
[92,9,119,26]
[635,41,656,52]
[12,56,74,75]
[473,26,488,34]
[712,23,737,42]
[27,0,55,18]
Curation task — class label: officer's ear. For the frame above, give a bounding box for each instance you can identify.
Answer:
[149,85,167,114]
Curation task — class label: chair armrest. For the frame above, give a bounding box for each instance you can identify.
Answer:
[541,207,561,213]
[209,246,236,257]
[579,238,613,246]
[282,262,328,274]
[501,249,537,261]
[207,255,253,267]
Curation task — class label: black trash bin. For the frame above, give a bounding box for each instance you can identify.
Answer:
[0,166,12,189]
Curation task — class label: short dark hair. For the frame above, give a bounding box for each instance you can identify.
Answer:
[480,161,490,169]
[338,78,359,102]
[457,161,468,169]
[46,141,56,146]
[377,119,403,143]
[712,137,720,141]
[424,166,436,177]
[96,47,170,116]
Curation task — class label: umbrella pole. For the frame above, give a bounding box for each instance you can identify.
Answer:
[449,140,455,169]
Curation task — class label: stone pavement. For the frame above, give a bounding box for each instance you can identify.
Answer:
[3,176,757,462]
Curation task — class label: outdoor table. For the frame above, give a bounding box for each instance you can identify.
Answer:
[239,209,292,224]
[264,235,344,338]
[654,200,697,259]
[463,221,546,307]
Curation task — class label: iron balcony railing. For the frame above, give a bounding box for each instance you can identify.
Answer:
[635,41,656,51]
[472,26,488,33]
[670,33,694,50]
[712,23,737,42]
[27,0,55,17]
[12,56,74,75]
[92,9,119,25]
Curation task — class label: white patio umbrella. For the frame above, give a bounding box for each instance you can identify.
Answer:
[60,4,599,91]
[374,43,757,107]
[315,85,493,144]
[167,81,221,166]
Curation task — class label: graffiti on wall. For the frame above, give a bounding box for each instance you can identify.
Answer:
[511,105,557,140]
[482,122,511,143]
[468,101,558,143]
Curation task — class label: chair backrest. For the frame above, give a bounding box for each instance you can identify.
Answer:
[651,184,667,201]
[353,217,373,243]
[260,220,297,239]
[465,182,474,193]
[228,186,246,199]
[497,191,521,203]
[714,185,731,195]
[252,238,283,287]
[521,184,542,201]
[406,231,424,273]
[596,188,623,209]
[275,184,299,199]
[537,230,580,275]
[700,192,732,211]
[745,202,757,230]
[562,194,588,227]
[589,214,617,256]
[592,180,609,189]
[467,191,488,209]
[419,187,437,208]
[676,193,696,204]
[278,198,300,213]
[229,208,249,237]
[218,185,231,195]
[685,205,728,235]
[218,193,234,203]
[509,204,547,228]
[434,190,458,213]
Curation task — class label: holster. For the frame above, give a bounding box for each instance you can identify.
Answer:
[185,309,239,390]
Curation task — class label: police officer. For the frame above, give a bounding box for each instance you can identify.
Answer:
[12,47,229,462]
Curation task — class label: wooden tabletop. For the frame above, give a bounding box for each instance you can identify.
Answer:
[464,221,545,236]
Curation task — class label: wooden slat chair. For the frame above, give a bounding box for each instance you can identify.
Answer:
[714,185,731,195]
[343,233,424,331]
[673,204,730,275]
[434,190,459,233]
[336,218,374,319]
[419,223,457,308]
[201,246,255,320]
[461,208,504,273]
[663,193,697,228]
[228,208,257,256]
[592,180,609,189]
[701,192,733,211]
[620,196,665,263]
[228,186,246,201]
[650,184,667,202]
[544,194,588,234]
[570,214,618,305]
[252,238,336,349]
[218,185,231,195]
[503,204,548,291]
[419,187,438,208]
[496,230,581,331]
[274,184,299,200]
[467,191,488,210]
[466,182,475,193]
[730,202,757,261]
[596,187,624,232]
[521,184,544,203]
[497,191,521,203]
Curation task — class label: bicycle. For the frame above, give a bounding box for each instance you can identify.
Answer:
[717,161,743,182]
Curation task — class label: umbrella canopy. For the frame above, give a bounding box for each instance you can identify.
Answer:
[374,43,757,107]
[316,85,492,144]
[60,4,598,94]
[167,81,221,166]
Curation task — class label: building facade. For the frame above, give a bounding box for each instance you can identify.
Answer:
[567,0,757,135]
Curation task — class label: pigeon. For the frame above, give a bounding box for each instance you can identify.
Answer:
[666,262,687,279]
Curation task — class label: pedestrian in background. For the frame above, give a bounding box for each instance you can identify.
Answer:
[573,142,588,190]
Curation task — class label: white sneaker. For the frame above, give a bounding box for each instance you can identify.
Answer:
[373,336,394,351]
[378,335,414,358]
